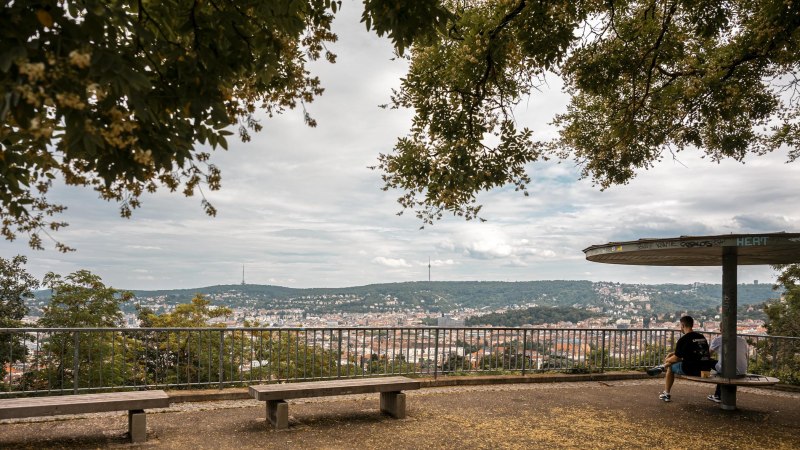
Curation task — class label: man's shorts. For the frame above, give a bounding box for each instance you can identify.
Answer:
[670,362,686,375]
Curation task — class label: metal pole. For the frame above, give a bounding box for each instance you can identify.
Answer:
[433,329,439,380]
[771,337,778,371]
[521,329,528,375]
[337,329,343,379]
[721,246,738,410]
[600,331,606,373]
[73,332,79,394]
[218,331,224,390]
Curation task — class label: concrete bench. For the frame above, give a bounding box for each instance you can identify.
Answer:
[0,390,170,443]
[676,373,780,386]
[249,376,421,429]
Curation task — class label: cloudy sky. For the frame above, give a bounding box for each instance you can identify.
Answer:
[5,4,800,290]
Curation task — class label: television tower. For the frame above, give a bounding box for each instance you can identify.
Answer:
[428,257,431,282]
[241,264,246,285]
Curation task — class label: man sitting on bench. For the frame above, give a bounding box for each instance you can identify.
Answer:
[707,325,749,403]
[647,315,716,402]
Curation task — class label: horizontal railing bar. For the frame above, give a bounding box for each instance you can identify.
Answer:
[1,327,797,338]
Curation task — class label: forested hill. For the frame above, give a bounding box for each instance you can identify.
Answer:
[131,280,780,316]
[127,280,598,314]
[31,280,780,317]
[465,306,600,327]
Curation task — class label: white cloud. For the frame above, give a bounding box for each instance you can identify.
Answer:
[729,214,793,232]
[372,257,412,268]
[427,259,455,267]
[126,245,163,251]
[464,239,514,259]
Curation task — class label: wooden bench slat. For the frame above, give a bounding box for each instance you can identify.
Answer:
[677,373,780,386]
[250,376,418,391]
[249,376,420,401]
[257,376,413,387]
[0,391,170,420]
[249,376,419,390]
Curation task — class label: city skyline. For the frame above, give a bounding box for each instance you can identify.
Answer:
[4,5,799,291]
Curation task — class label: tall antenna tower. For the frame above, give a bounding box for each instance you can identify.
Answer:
[428,257,431,282]
[241,264,246,285]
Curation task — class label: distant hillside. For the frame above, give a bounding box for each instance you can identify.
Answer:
[115,280,599,315]
[465,306,600,327]
[29,280,780,317]
[623,283,780,313]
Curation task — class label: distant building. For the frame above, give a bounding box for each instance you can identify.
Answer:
[437,314,464,327]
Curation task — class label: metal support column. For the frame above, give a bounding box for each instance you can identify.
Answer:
[721,246,738,410]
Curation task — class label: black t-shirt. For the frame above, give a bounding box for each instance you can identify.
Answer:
[675,331,712,376]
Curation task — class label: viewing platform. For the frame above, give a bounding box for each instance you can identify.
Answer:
[2,375,798,449]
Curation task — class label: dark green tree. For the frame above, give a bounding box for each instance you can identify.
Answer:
[361,352,418,375]
[377,0,800,222]
[0,0,454,251]
[39,270,131,327]
[757,264,800,384]
[0,255,39,386]
[134,295,234,387]
[441,351,470,373]
[765,264,800,338]
[27,270,133,391]
[264,330,352,380]
[478,346,525,372]
[1,0,340,250]
[0,255,38,327]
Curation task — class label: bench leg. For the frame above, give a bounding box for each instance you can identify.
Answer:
[128,409,147,443]
[380,391,406,419]
[267,400,289,429]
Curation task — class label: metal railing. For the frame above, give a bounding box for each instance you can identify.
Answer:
[1,327,797,396]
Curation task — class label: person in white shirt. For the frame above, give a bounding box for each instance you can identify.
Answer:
[707,329,749,403]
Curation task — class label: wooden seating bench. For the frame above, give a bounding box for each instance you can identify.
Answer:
[677,373,780,386]
[0,390,170,443]
[248,376,421,429]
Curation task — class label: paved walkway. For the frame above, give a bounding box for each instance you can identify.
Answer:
[2,378,799,449]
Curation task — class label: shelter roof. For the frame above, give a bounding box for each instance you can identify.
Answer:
[583,232,800,266]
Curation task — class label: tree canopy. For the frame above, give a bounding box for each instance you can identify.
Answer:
[765,264,800,337]
[0,255,38,382]
[377,0,800,222]
[137,294,232,327]
[2,0,339,250]
[39,269,131,327]
[2,1,798,248]
[0,255,37,327]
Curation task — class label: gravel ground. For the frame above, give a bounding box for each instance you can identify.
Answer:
[2,379,799,449]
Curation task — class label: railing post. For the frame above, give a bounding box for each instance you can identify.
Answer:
[671,329,676,360]
[218,330,224,390]
[73,332,80,394]
[337,329,343,379]
[600,331,606,373]
[771,337,778,371]
[521,329,528,375]
[433,329,439,380]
